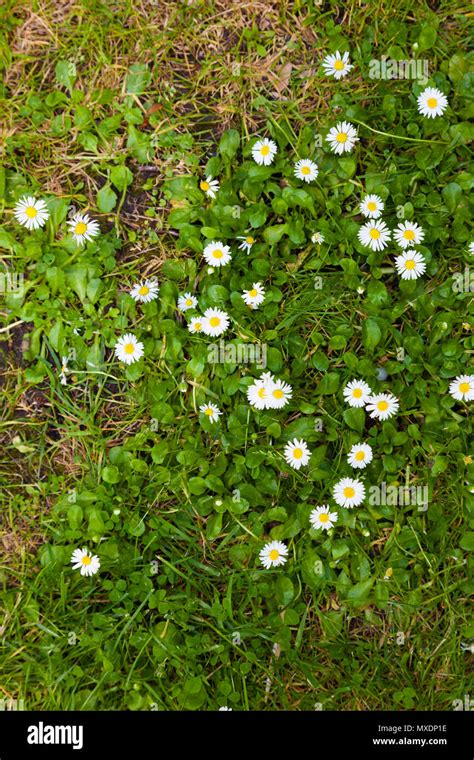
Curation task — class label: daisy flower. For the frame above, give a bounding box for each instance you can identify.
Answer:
[259,540,288,569]
[219,707,232,711]
[251,138,277,166]
[448,375,474,402]
[114,333,144,365]
[67,213,100,246]
[14,196,49,230]
[394,250,426,280]
[267,378,293,409]
[199,176,219,199]
[199,402,222,423]
[178,292,198,312]
[343,379,372,408]
[310,505,338,531]
[242,282,265,310]
[417,87,448,119]
[294,159,319,183]
[237,234,256,254]
[322,50,353,80]
[311,232,324,244]
[284,438,311,470]
[130,279,159,303]
[468,242,474,256]
[247,378,270,410]
[71,548,100,577]
[326,121,359,155]
[203,241,232,267]
[188,316,204,334]
[333,478,365,509]
[59,356,69,386]
[347,442,373,469]
[394,221,424,249]
[366,393,399,421]
[358,219,391,252]
[202,308,230,337]
[360,194,384,219]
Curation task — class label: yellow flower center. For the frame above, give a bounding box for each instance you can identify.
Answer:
[459,382,470,394]
[367,201,376,212]
[260,145,270,156]
[464,455,472,465]
[427,97,437,108]
[377,400,389,411]
[249,289,258,298]
[81,555,91,565]
[124,343,135,355]
[293,448,303,459]
[355,451,365,461]
[246,236,254,244]
[209,317,220,327]
[139,285,150,296]
[269,549,279,561]
[185,298,193,306]
[212,249,223,259]
[405,259,416,270]
[25,206,38,218]
[257,388,267,398]
[200,181,210,191]
[352,388,363,398]
[273,389,284,399]
[334,60,344,71]
[369,228,380,239]
[194,322,202,331]
[301,165,311,175]
[204,407,214,416]
[344,487,355,499]
[336,132,347,143]
[403,229,415,240]
[75,221,87,235]
[319,513,329,523]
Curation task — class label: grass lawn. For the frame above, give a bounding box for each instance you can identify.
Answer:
[0,0,473,711]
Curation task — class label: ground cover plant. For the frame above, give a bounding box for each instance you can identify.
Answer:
[0,0,473,711]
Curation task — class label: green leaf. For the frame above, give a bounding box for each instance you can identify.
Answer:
[110,165,133,191]
[125,64,151,94]
[97,183,117,213]
[219,129,240,160]
[55,60,76,90]
[460,533,474,552]
[362,318,382,352]
[102,466,120,484]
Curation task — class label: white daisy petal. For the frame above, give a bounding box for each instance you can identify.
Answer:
[326,121,359,155]
[237,234,256,254]
[130,279,159,303]
[202,308,230,337]
[366,393,399,421]
[251,138,277,166]
[242,282,265,310]
[14,196,50,230]
[394,250,426,280]
[294,159,319,183]
[358,220,391,251]
[322,51,353,80]
[333,478,365,509]
[114,333,144,365]
[343,379,372,408]
[259,540,288,569]
[284,438,311,470]
[178,292,198,312]
[347,442,373,469]
[200,176,220,199]
[203,241,232,267]
[360,194,384,219]
[199,402,222,423]
[393,221,424,249]
[71,547,100,576]
[66,213,100,246]
[417,87,448,119]
[309,505,338,531]
[448,374,474,402]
